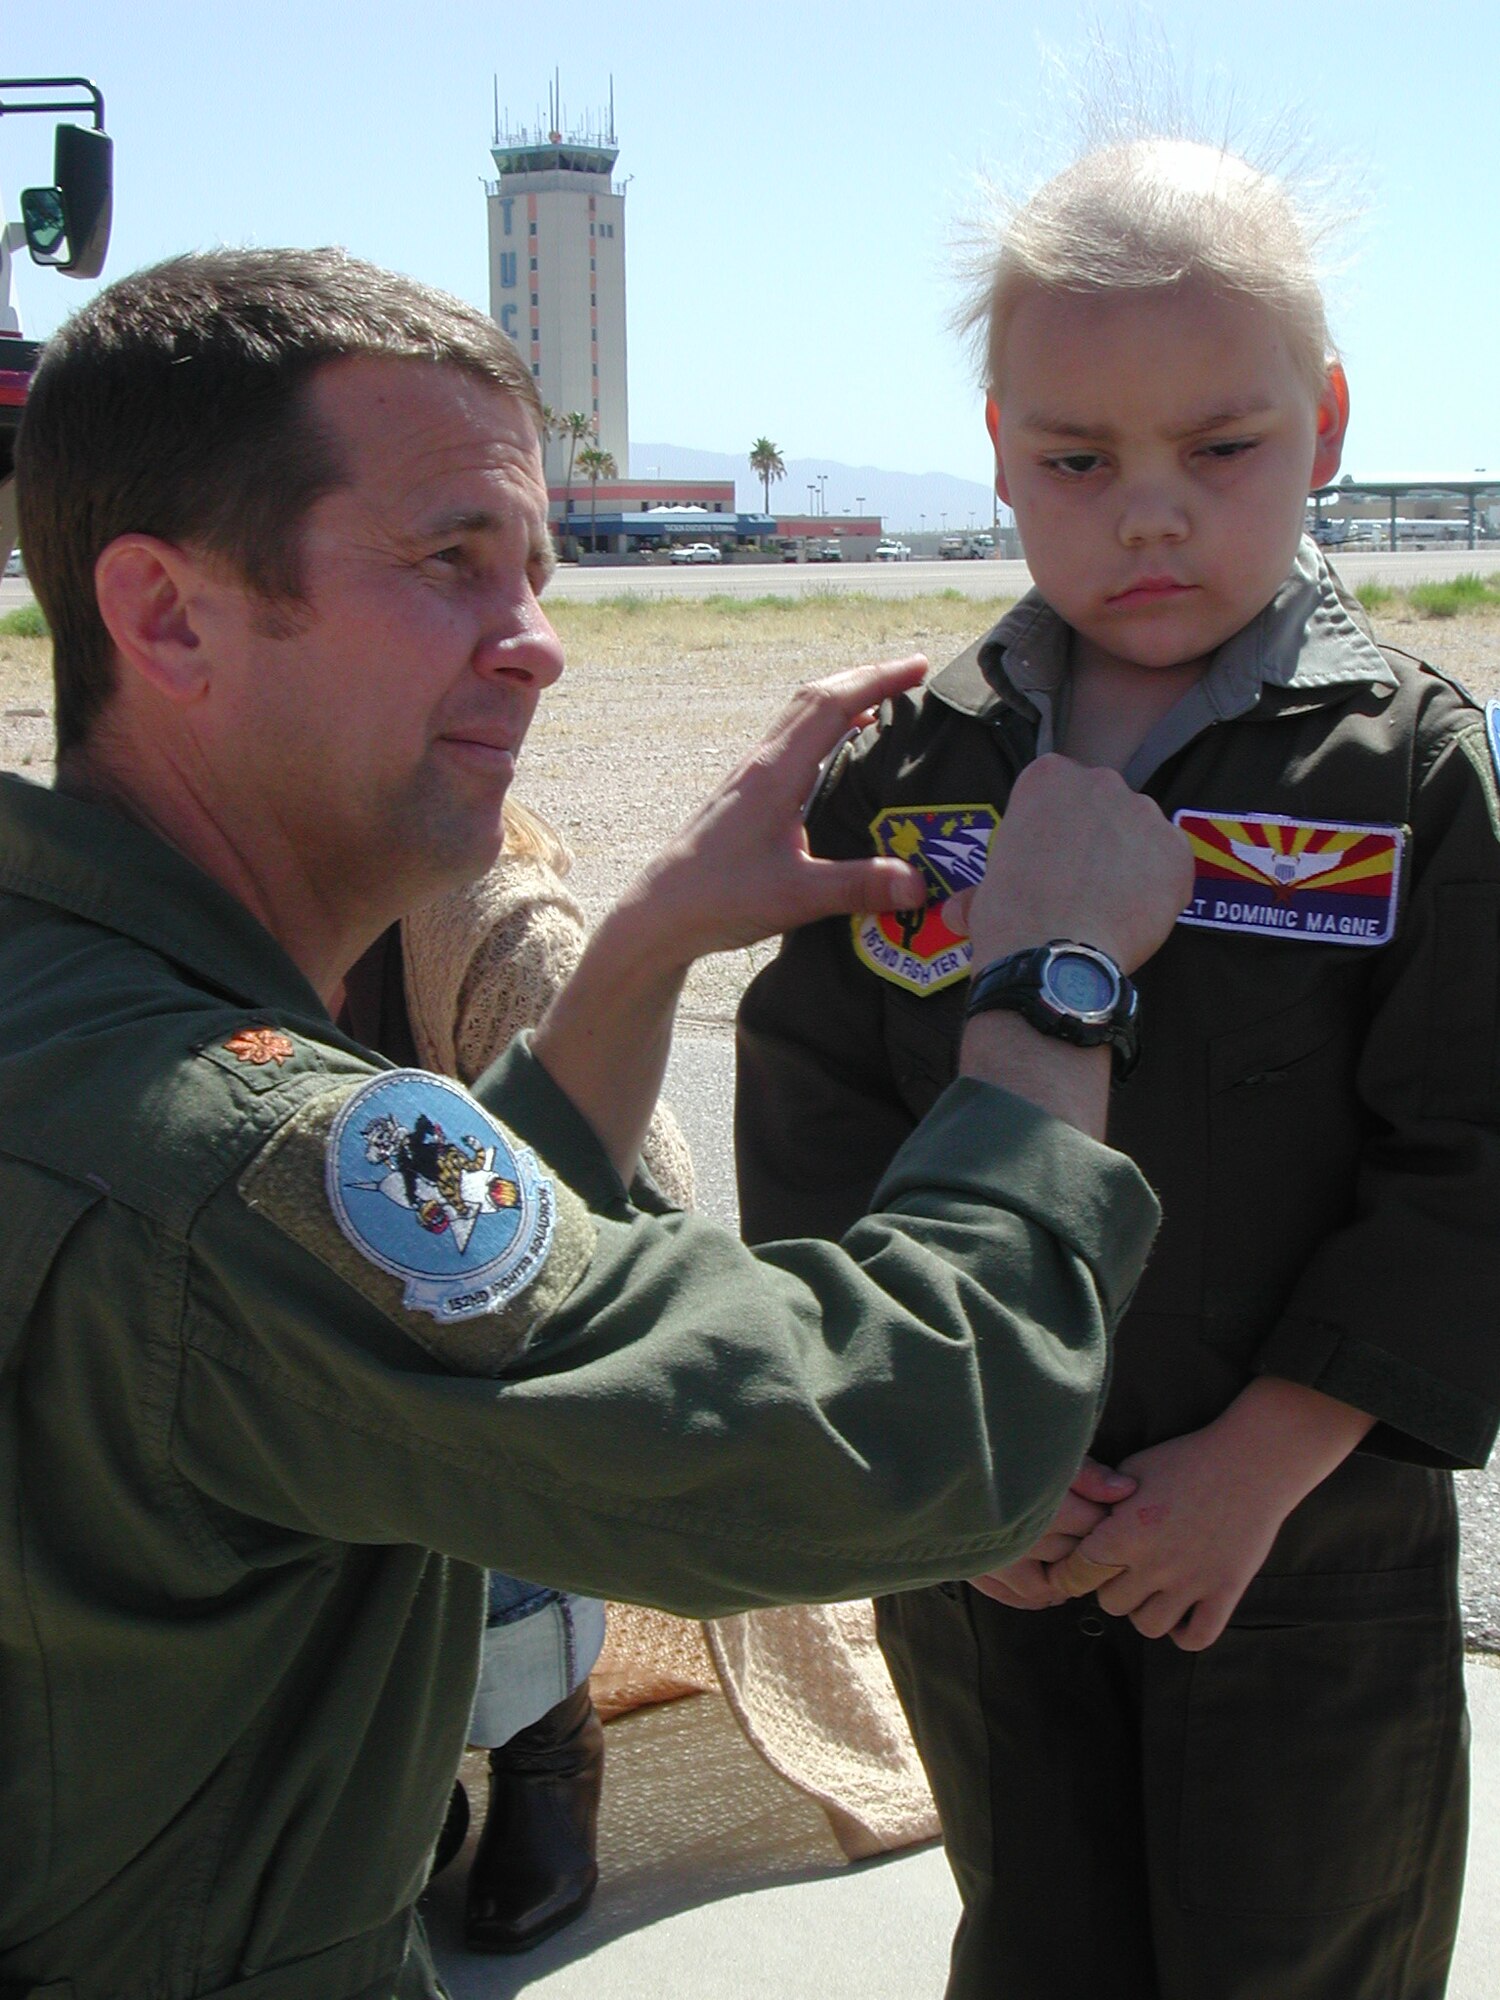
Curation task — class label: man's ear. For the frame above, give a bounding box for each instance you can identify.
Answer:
[1310,361,1350,490]
[985,396,1013,507]
[93,536,215,704]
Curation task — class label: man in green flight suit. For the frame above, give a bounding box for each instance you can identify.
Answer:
[0,247,1190,2000]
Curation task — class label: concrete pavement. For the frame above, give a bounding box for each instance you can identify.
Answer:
[426,1657,1500,1997]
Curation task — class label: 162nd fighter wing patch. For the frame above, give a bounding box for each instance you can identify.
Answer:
[852,803,999,994]
[1175,809,1405,946]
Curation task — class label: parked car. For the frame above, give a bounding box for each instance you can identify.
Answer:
[873,539,911,562]
[809,538,843,562]
[3,548,23,579]
[939,534,989,559]
[667,542,723,564]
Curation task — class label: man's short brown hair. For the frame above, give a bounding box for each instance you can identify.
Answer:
[17,246,544,752]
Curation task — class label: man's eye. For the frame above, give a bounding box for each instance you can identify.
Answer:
[1045,452,1106,478]
[1199,438,1258,463]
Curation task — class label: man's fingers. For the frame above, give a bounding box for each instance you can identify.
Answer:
[801,856,925,922]
[969,754,1195,975]
[760,656,928,800]
[942,889,974,938]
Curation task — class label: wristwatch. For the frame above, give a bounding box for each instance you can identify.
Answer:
[963,940,1140,1081]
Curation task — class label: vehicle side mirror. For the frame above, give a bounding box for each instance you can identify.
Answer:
[21,124,112,277]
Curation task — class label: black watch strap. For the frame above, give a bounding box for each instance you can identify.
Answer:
[964,941,1141,1083]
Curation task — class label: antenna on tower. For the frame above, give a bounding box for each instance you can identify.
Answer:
[609,76,615,144]
[492,75,499,145]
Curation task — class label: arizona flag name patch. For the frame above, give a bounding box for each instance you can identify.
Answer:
[326,1071,557,1321]
[853,803,999,994]
[1175,809,1405,946]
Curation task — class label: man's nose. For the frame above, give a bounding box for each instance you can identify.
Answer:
[474,598,566,689]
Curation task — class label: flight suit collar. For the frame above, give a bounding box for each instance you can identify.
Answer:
[930,539,1398,788]
[0,773,329,1018]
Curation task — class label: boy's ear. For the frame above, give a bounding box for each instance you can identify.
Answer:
[1310,362,1350,490]
[93,536,216,706]
[985,396,1013,507]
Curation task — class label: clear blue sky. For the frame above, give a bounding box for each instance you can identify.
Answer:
[3,1,1496,488]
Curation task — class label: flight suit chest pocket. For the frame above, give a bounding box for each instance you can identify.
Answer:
[882,988,964,1120]
[0,1163,103,1373]
[1201,982,1362,1341]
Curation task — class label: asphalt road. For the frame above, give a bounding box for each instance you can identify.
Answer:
[666,1022,1500,1654]
[538,546,1500,603]
[5,546,1498,617]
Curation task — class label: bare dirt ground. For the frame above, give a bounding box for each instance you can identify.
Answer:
[7,597,1500,1645]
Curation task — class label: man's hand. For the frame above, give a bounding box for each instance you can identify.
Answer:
[534,658,928,1182]
[1050,1380,1375,1650]
[966,755,1194,974]
[619,656,930,969]
[969,1458,1137,1609]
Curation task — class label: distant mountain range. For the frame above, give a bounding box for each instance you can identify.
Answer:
[629,441,1005,535]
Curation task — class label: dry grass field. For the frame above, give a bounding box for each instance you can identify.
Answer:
[5,590,1500,1022]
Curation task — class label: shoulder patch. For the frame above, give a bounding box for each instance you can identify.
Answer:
[239,1071,594,1373]
[1486,701,1500,794]
[1174,809,1405,946]
[851,803,999,995]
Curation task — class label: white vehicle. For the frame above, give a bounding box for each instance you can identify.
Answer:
[873,539,911,561]
[3,547,22,578]
[1,78,114,575]
[667,542,723,564]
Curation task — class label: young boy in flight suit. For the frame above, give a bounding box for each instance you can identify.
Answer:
[737,137,1500,2000]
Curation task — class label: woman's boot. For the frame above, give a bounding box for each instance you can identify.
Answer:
[464,1685,604,1952]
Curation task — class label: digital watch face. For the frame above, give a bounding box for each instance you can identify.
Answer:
[1044,951,1117,1017]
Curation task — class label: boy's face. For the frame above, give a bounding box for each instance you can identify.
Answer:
[988,282,1348,676]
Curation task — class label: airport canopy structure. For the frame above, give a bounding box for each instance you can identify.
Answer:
[559,505,779,551]
[1311,475,1500,550]
[612,506,775,542]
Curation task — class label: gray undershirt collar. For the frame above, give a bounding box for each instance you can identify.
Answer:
[978,539,1397,789]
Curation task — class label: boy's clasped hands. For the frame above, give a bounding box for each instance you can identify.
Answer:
[972,1376,1375,1650]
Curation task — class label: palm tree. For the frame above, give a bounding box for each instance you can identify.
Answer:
[559,412,593,541]
[748,437,786,518]
[577,444,618,553]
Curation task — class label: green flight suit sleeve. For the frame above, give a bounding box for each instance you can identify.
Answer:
[1255,703,1500,1467]
[174,1040,1158,1618]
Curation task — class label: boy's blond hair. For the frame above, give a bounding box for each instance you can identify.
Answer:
[961,137,1333,399]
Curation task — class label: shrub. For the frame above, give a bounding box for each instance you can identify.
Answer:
[1408,574,1500,619]
[0,604,48,639]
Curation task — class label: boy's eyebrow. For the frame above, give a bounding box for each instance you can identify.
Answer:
[1016,411,1115,440]
[1016,400,1279,442]
[1165,400,1277,439]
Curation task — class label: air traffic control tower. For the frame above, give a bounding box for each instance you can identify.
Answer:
[486,80,628,484]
